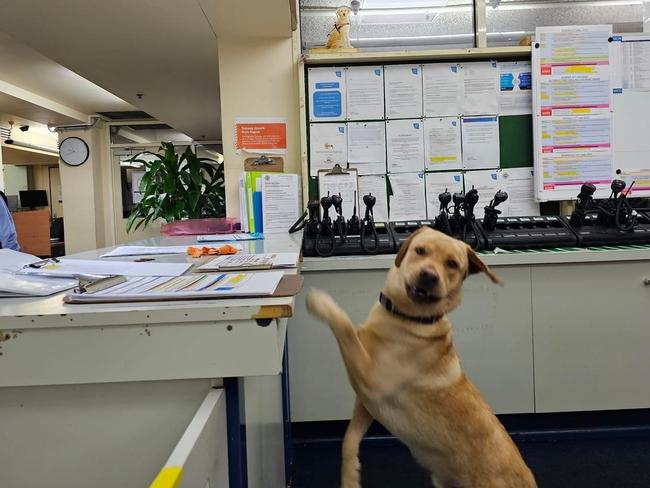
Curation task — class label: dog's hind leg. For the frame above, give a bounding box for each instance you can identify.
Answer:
[342,398,373,488]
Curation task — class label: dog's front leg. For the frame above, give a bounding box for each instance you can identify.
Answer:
[341,398,373,488]
[306,290,379,396]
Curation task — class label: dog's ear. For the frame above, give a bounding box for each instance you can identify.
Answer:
[466,246,501,284]
[395,227,425,268]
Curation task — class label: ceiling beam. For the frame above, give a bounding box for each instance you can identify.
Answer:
[0,79,90,125]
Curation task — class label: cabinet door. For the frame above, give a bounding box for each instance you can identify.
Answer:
[532,261,650,412]
[289,266,534,421]
[289,270,384,421]
[450,266,535,414]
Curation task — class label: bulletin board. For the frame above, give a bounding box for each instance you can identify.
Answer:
[305,58,538,223]
[532,25,650,201]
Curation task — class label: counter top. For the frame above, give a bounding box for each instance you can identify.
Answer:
[0,233,303,327]
[301,245,650,272]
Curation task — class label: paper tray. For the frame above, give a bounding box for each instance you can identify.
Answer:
[63,275,304,304]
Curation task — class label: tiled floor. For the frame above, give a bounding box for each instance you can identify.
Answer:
[291,436,650,487]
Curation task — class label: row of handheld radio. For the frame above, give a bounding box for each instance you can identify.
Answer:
[292,178,650,256]
[290,190,382,257]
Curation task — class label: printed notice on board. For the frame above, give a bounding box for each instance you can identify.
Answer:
[501,168,540,217]
[463,170,502,220]
[461,62,499,115]
[423,63,462,117]
[388,173,426,221]
[387,119,425,173]
[535,25,612,116]
[385,65,423,119]
[347,121,386,175]
[309,123,347,176]
[308,67,346,121]
[424,117,462,171]
[235,118,287,155]
[499,61,532,115]
[425,172,463,219]
[358,175,389,222]
[346,66,385,120]
[461,116,500,170]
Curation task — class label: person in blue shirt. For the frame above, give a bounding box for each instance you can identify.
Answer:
[0,191,20,251]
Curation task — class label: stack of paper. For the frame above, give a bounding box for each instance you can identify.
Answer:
[100,244,243,258]
[197,253,299,272]
[197,233,263,243]
[240,172,301,234]
[66,271,285,303]
[0,249,77,298]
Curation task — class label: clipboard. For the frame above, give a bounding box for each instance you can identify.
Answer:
[317,164,359,221]
[244,155,284,172]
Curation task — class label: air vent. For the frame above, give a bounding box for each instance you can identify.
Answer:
[0,127,10,140]
[98,111,154,120]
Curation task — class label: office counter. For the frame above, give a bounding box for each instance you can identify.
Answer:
[288,246,650,422]
[0,234,302,488]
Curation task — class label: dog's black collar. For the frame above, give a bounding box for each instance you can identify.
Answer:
[379,292,443,325]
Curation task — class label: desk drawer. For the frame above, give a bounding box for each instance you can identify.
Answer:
[0,318,288,387]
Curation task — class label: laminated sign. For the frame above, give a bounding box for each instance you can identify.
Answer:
[235,117,287,154]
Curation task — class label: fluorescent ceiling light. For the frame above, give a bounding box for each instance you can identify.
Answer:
[362,0,449,7]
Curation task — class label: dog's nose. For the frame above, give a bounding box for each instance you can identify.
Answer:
[417,270,439,289]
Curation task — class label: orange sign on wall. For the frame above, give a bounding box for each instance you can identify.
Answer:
[235,118,287,154]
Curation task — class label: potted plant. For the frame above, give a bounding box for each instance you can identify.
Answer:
[126,142,226,233]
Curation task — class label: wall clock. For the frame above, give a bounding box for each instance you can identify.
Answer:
[59,137,90,167]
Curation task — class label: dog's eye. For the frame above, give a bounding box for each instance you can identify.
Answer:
[446,259,459,269]
[414,246,426,256]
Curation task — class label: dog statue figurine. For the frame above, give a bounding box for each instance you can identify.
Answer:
[326,6,353,49]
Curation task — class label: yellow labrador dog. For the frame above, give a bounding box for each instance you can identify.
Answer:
[307,227,536,488]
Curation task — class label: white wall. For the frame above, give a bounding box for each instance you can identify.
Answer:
[58,124,111,253]
[217,35,302,218]
[2,164,27,195]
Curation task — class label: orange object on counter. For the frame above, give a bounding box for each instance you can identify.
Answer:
[187,244,239,258]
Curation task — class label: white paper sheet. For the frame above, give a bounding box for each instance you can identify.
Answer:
[618,35,650,91]
[358,175,389,222]
[463,170,503,219]
[309,123,348,176]
[388,173,426,221]
[346,66,385,120]
[347,121,386,167]
[499,61,532,115]
[385,65,423,119]
[461,116,500,170]
[423,63,462,116]
[501,168,540,216]
[424,172,464,219]
[318,169,359,221]
[308,67,346,121]
[386,119,425,173]
[19,259,192,278]
[424,117,462,171]
[261,173,302,234]
[100,244,243,258]
[461,62,499,115]
[535,25,612,116]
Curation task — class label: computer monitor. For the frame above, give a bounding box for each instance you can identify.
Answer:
[6,195,18,212]
[19,190,48,209]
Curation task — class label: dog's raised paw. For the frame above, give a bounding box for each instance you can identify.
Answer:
[306,289,335,321]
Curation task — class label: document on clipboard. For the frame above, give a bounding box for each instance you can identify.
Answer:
[317,165,359,221]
